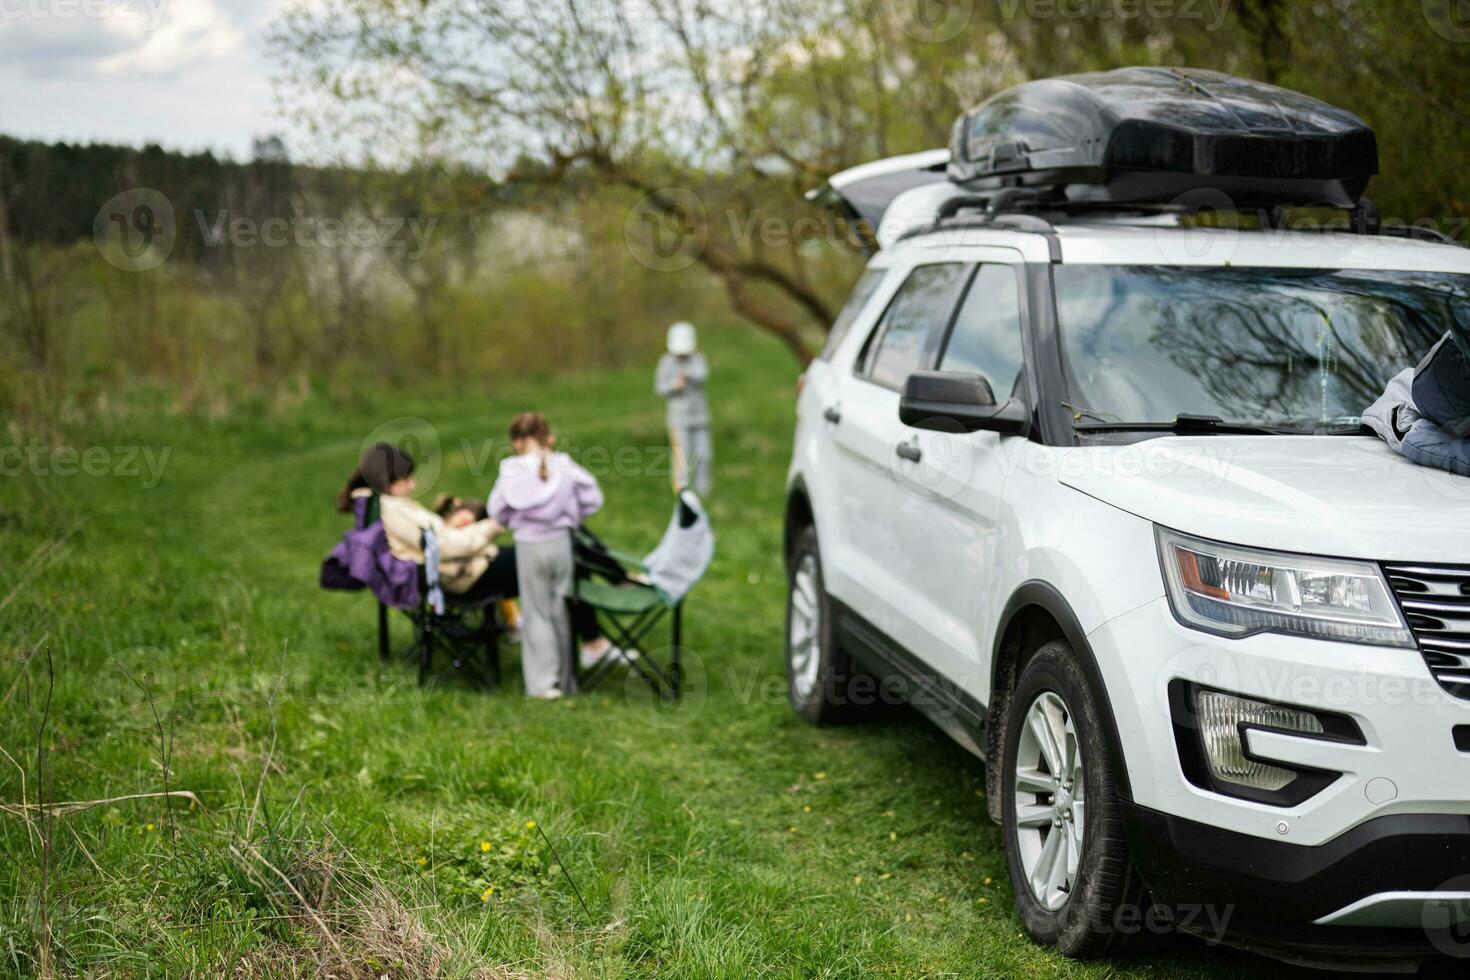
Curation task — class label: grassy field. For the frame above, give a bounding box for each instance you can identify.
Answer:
[0,325,1308,978]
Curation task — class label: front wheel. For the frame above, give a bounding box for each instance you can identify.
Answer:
[1001,641,1155,957]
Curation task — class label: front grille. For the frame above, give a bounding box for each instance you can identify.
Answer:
[1384,563,1470,700]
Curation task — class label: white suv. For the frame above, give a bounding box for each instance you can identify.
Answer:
[784,179,1470,968]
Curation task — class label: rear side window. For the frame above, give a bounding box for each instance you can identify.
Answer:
[859,263,972,390]
[939,264,1027,398]
[820,268,885,360]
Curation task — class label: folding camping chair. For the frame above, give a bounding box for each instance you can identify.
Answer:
[351,495,503,689]
[571,491,714,700]
[401,526,504,688]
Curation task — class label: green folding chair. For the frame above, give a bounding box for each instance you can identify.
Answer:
[571,491,714,701]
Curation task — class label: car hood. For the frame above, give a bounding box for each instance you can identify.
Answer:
[1057,435,1470,563]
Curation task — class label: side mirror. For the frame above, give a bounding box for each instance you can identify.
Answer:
[899,371,1029,435]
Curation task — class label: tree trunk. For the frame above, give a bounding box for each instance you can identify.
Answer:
[1241,0,1290,84]
[703,245,817,363]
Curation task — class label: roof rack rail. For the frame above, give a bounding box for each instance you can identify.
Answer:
[1270,200,1464,247]
[899,195,1064,261]
[898,192,1464,253]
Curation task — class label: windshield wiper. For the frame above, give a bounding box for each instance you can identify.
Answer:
[1309,423,1373,435]
[1072,414,1311,436]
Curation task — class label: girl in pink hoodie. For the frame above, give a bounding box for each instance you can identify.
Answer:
[489,412,604,698]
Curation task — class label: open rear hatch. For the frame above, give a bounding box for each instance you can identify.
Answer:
[805,148,949,250]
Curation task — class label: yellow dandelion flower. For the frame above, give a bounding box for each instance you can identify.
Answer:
[480,841,491,852]
[480,887,494,902]
[145,823,155,831]
[983,877,992,885]
[905,913,913,922]
[416,855,428,866]
[853,875,863,886]
[814,772,827,780]
[889,831,897,842]
[802,805,811,813]
[525,820,537,830]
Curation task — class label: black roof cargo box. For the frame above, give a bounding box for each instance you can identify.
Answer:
[948,67,1378,208]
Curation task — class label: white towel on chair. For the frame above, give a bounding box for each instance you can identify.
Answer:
[643,491,714,604]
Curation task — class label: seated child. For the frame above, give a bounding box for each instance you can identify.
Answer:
[435,496,518,631]
[435,495,488,528]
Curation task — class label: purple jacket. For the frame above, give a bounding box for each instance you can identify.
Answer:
[489,451,604,542]
[320,495,422,609]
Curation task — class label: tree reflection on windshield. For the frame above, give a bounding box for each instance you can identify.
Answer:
[1055,266,1468,427]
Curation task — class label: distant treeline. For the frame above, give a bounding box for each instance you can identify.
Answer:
[0,137,289,253]
[0,135,496,264]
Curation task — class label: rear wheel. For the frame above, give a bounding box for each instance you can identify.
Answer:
[1001,641,1156,956]
[786,526,878,724]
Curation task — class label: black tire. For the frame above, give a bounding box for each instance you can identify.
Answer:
[785,526,879,724]
[1001,640,1156,957]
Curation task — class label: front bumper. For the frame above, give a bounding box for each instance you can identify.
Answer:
[1122,802,1470,969]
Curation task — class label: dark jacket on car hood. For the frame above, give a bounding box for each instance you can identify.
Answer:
[1365,332,1470,477]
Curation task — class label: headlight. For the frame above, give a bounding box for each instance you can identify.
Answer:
[1156,527,1413,647]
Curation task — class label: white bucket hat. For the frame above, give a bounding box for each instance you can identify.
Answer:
[667,321,697,355]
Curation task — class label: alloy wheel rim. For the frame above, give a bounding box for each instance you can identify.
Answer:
[1013,690,1086,912]
[788,555,821,699]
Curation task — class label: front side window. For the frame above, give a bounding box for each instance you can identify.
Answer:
[860,262,972,390]
[939,263,1026,398]
[1055,265,1465,433]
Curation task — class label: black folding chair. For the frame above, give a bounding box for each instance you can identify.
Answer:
[404,526,504,688]
[356,493,501,689]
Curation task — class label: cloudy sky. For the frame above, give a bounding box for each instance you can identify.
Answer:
[0,0,290,159]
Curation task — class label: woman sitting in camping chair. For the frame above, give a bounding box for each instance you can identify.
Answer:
[337,443,513,600]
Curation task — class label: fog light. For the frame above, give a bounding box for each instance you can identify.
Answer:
[1196,689,1324,792]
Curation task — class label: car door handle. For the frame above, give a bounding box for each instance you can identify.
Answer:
[823,406,842,424]
[895,439,922,463]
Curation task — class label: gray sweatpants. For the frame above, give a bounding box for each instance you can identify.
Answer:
[515,532,575,696]
[671,424,712,497]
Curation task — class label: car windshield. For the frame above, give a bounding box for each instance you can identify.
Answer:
[1054,265,1470,434]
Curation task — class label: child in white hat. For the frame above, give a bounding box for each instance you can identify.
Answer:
[655,321,712,496]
